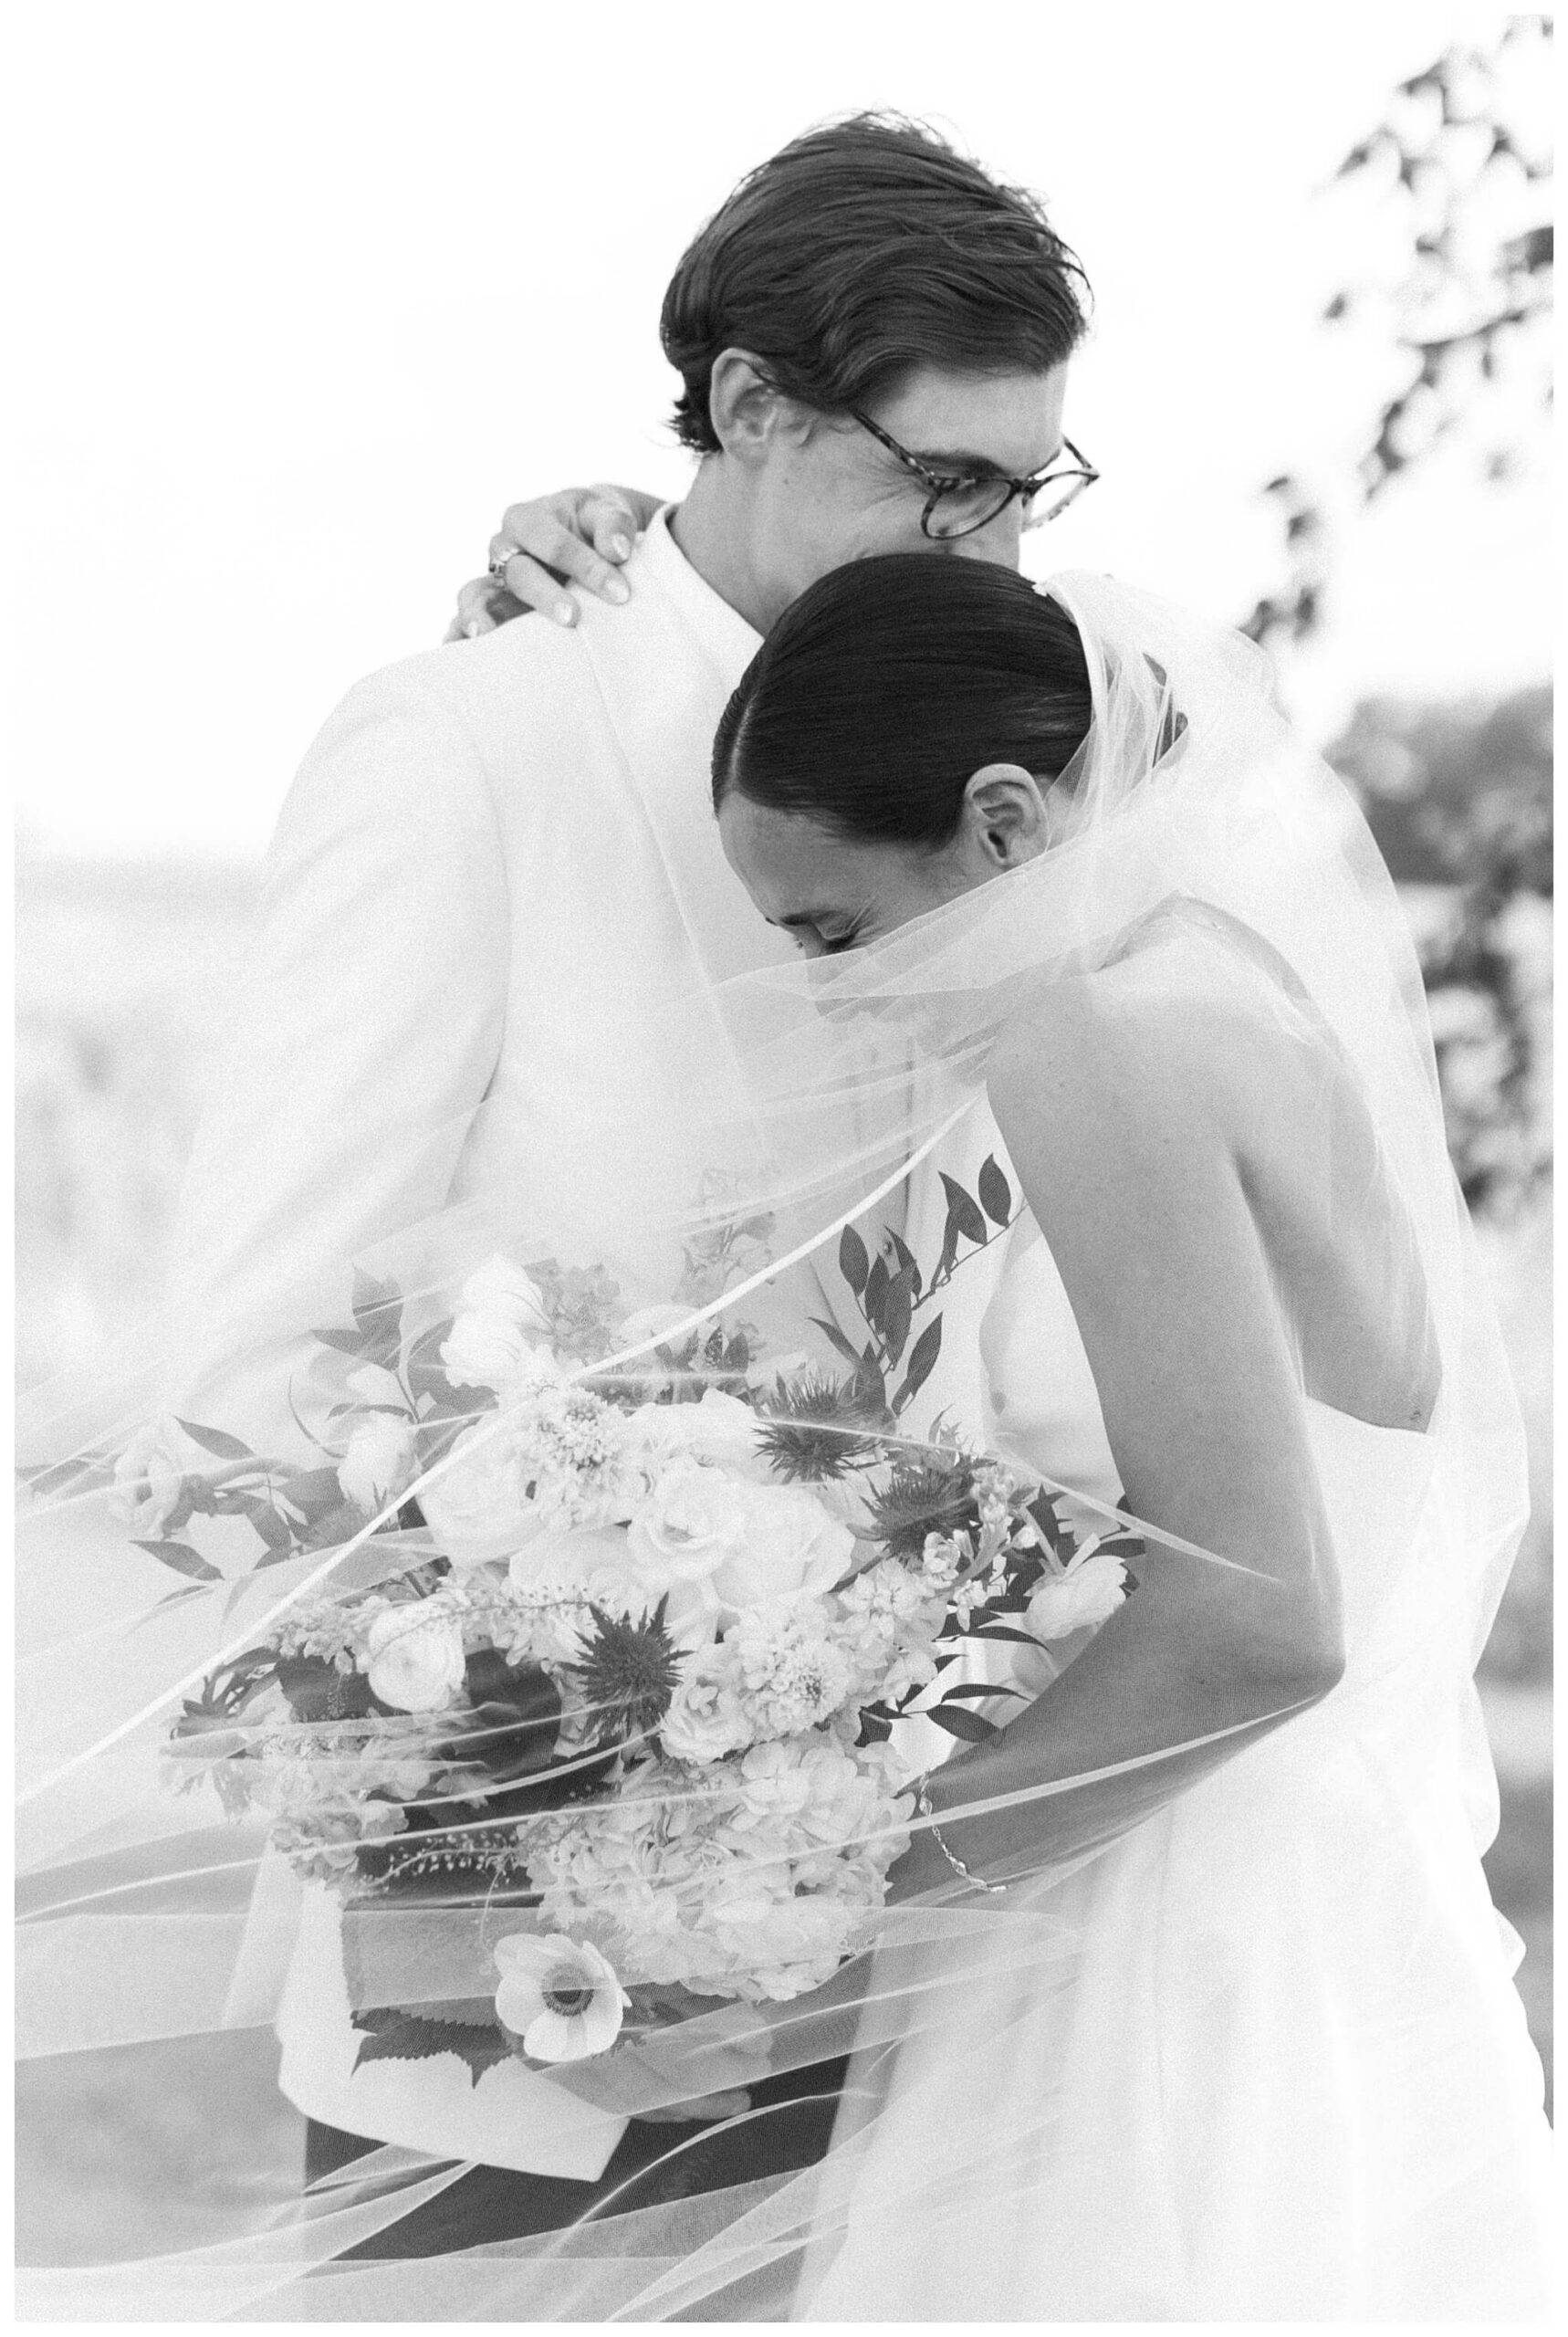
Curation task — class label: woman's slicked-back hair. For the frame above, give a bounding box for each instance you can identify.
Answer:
[661,113,1091,456]
[712,555,1093,848]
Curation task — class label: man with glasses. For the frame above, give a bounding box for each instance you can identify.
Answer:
[168,110,1092,2249]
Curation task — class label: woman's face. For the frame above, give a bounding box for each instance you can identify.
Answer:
[717,764,1051,958]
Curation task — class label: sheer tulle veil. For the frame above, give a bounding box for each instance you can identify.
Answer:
[16,571,1531,2319]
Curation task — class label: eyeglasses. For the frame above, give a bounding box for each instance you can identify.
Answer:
[848,410,1099,540]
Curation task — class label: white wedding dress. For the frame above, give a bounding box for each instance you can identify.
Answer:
[797,1215,1554,2322]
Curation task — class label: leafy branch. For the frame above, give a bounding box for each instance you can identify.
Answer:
[815,1155,1019,1421]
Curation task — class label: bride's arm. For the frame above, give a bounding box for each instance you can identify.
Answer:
[908,987,1346,1889]
[446,485,664,638]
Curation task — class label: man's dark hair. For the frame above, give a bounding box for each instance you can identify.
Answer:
[660,113,1091,456]
[712,554,1092,847]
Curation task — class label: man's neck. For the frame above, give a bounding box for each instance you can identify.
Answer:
[667,460,781,636]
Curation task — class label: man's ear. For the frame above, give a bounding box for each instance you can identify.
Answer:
[956,763,1051,871]
[706,348,789,457]
[707,349,803,460]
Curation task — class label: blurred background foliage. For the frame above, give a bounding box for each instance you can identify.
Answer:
[15,17,1552,2126]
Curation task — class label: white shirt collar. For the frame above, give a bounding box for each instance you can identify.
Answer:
[640,504,762,686]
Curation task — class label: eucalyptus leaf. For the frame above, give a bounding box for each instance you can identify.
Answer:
[810,1315,867,1370]
[977,1155,1013,1228]
[928,1703,1000,1744]
[131,1539,223,1584]
[892,1316,942,1416]
[886,1228,924,1299]
[938,1173,988,1250]
[312,1326,371,1359]
[174,1419,256,1462]
[837,1224,871,1296]
[883,1273,914,1367]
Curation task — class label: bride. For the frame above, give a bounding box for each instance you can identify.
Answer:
[17,550,1552,2321]
[695,549,1554,2319]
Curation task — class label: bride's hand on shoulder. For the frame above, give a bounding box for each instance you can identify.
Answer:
[444,485,663,640]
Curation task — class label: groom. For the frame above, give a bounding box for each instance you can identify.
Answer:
[170,110,1091,2240]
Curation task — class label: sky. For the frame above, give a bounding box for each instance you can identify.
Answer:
[7,0,1552,859]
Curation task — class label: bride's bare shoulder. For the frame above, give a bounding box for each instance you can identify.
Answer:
[987,931,1279,1165]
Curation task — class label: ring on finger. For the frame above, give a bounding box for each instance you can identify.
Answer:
[486,545,521,581]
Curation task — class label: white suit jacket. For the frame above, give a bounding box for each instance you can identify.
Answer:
[174,511,810,2175]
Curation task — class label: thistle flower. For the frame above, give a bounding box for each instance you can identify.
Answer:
[753,1373,881,1483]
[864,1451,981,1564]
[566,1600,685,1745]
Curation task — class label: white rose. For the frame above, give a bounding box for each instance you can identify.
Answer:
[626,1453,751,1588]
[659,1646,755,1764]
[1024,1546,1129,1640]
[336,1414,418,1515]
[110,1418,189,1535]
[418,1419,529,1570]
[707,1483,854,1620]
[622,1390,764,1483]
[362,1600,467,1713]
[441,1254,552,1393]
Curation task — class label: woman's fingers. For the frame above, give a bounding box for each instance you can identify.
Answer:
[446,486,653,640]
[445,576,517,642]
[581,489,643,566]
[494,502,632,613]
[486,539,585,627]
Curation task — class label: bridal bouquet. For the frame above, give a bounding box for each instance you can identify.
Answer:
[87,1163,1138,2075]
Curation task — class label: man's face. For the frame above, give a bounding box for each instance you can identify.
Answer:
[749,362,1071,625]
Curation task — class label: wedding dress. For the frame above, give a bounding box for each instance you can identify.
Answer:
[795,1217,1555,2321]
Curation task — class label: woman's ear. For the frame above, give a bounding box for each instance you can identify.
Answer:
[957,763,1051,871]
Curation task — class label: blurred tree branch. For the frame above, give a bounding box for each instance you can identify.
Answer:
[1244,14,1552,653]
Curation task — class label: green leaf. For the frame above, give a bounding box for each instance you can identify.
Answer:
[277,1465,352,1518]
[352,1270,403,1336]
[934,1681,1027,1703]
[863,1252,890,1334]
[174,1419,256,1462]
[810,1315,868,1370]
[891,1316,943,1417]
[938,1174,988,1251]
[882,1268,915,1368]
[277,1654,377,1723]
[969,1622,1046,1648]
[977,1156,1013,1228]
[885,1230,923,1300]
[927,1703,1000,1744]
[838,1224,871,1297]
[313,1325,371,1358]
[351,2007,512,2086]
[131,1538,223,1584]
[237,1499,296,1559]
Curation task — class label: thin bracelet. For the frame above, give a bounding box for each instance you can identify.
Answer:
[912,1776,1009,1894]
